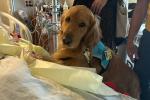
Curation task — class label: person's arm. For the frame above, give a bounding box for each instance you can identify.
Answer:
[127,0,149,61]
[91,0,108,15]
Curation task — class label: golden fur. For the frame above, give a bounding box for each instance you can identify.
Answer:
[52,5,140,99]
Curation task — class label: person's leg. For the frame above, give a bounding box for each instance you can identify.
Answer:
[100,0,117,49]
[139,79,150,100]
[134,71,150,100]
[73,0,93,8]
[134,29,150,100]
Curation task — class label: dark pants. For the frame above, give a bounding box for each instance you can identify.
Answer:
[73,0,93,8]
[73,0,117,49]
[134,29,150,100]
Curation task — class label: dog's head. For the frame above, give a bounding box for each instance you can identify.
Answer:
[58,5,102,49]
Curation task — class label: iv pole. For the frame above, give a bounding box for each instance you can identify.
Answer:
[51,0,59,51]
[52,0,58,24]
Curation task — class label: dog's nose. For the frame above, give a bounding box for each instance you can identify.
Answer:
[63,35,72,45]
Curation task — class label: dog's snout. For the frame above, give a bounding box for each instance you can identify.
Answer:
[63,35,72,45]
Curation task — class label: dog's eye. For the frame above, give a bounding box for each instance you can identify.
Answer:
[79,22,86,28]
[65,17,70,22]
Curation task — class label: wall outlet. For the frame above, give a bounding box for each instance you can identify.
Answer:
[25,0,33,7]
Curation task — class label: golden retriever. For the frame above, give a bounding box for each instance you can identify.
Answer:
[52,5,140,99]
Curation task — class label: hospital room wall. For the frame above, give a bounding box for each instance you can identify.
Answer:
[0,0,34,16]
[11,0,34,16]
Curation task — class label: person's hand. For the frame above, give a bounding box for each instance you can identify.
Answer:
[91,0,108,15]
[127,40,139,62]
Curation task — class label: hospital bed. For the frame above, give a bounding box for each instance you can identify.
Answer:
[0,11,136,100]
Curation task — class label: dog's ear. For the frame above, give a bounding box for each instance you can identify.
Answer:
[59,10,69,35]
[82,16,102,48]
[60,10,69,26]
[57,11,69,49]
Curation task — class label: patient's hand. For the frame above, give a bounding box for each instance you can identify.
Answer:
[10,32,20,42]
[91,0,108,15]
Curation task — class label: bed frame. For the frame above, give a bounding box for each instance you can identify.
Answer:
[0,11,32,42]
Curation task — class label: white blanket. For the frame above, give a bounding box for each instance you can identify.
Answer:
[0,56,87,100]
[0,56,136,100]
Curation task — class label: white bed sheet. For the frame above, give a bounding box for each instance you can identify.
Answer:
[0,56,89,100]
[0,56,136,100]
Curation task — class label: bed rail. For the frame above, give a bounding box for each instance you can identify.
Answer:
[0,11,32,42]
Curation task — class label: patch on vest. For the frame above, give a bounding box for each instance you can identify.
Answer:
[92,41,112,69]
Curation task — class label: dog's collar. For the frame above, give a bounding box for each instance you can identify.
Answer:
[92,41,112,70]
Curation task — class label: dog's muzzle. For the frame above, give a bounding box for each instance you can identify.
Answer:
[63,35,72,45]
